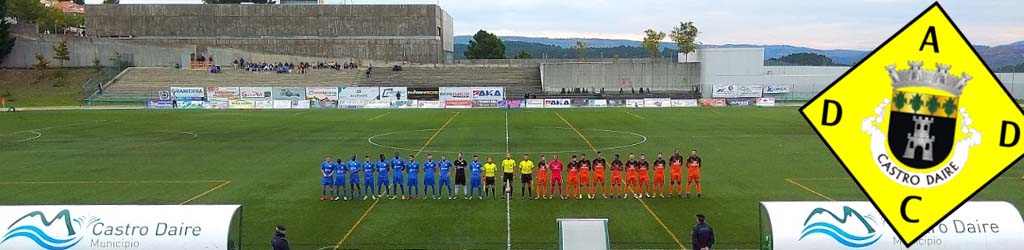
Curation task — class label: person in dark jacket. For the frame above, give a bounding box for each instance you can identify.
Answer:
[271,224,290,250]
[692,214,715,250]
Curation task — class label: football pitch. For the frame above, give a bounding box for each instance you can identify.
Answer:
[1,107,1023,249]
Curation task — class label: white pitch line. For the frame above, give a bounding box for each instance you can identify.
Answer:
[504,111,511,154]
[16,130,42,142]
[503,111,512,250]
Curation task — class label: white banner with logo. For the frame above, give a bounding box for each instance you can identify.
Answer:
[338,87,379,101]
[713,85,763,98]
[764,84,792,94]
[671,99,699,107]
[625,99,644,108]
[525,99,545,108]
[761,201,1024,250]
[756,97,776,107]
[0,205,240,250]
[239,87,272,99]
[643,98,672,108]
[254,99,274,109]
[378,87,408,101]
[169,87,204,99]
[439,87,473,101]
[365,100,391,109]
[588,99,608,107]
[291,100,310,109]
[471,87,505,101]
[418,101,443,109]
[205,87,239,100]
[273,100,292,109]
[544,99,571,108]
[338,100,367,109]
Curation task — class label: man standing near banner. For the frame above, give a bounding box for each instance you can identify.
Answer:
[362,155,376,200]
[454,152,469,199]
[518,154,535,200]
[390,152,406,200]
[438,154,453,199]
[406,154,420,199]
[333,158,345,201]
[592,152,608,198]
[423,154,437,199]
[320,155,335,201]
[376,154,390,199]
[347,155,361,201]
[549,154,564,200]
[501,153,517,199]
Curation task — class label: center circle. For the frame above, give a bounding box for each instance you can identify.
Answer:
[367,127,647,155]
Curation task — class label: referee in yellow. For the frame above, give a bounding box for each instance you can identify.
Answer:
[519,154,535,200]
[501,153,517,200]
[484,157,498,199]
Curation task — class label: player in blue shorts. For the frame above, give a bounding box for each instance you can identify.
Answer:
[346,155,361,201]
[320,155,335,201]
[376,154,390,199]
[406,154,420,199]
[390,152,406,199]
[438,154,453,199]
[422,154,437,199]
[333,158,345,201]
[469,155,484,200]
[362,155,376,200]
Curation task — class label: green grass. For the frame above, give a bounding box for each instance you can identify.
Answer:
[0,68,95,107]
[1,107,1022,249]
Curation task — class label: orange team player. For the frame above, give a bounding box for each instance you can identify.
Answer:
[652,153,667,198]
[686,149,703,198]
[669,149,685,198]
[625,153,639,199]
[535,155,549,200]
[592,152,608,198]
[578,153,592,199]
[610,154,624,198]
[566,155,580,199]
[637,154,651,198]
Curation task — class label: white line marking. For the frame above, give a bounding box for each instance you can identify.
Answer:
[367,127,647,155]
[505,111,511,154]
[15,130,42,142]
[506,187,512,250]
[368,112,392,121]
[624,110,646,119]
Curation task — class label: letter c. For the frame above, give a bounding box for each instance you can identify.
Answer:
[901,196,922,223]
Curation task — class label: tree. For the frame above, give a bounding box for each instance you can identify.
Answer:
[942,97,956,116]
[641,29,666,61]
[33,52,49,70]
[768,53,836,66]
[6,0,45,22]
[893,91,907,110]
[103,0,119,3]
[926,95,940,114]
[514,50,532,59]
[910,93,924,112]
[574,41,590,60]
[0,0,16,64]
[464,30,506,59]
[52,36,69,68]
[670,21,700,62]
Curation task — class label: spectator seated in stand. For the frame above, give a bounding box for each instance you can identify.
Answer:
[392,65,402,71]
[210,65,221,74]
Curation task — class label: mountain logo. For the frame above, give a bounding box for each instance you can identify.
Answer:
[799,206,882,248]
[0,209,99,250]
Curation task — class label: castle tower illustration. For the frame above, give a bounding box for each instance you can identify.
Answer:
[904,116,935,161]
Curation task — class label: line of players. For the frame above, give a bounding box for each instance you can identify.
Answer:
[320,149,703,200]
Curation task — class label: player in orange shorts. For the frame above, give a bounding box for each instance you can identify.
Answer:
[610,154,624,198]
[652,152,667,198]
[625,153,639,199]
[669,149,684,198]
[592,152,608,198]
[685,149,703,198]
[566,155,580,199]
[637,154,650,198]
[535,155,549,200]
[578,153,592,199]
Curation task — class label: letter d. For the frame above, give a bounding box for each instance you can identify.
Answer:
[821,100,842,126]
[1001,121,1020,147]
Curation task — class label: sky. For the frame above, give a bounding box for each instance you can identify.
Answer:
[83,0,1023,50]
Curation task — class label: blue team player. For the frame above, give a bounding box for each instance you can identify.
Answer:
[362,155,376,200]
[321,155,335,201]
[333,158,345,201]
[438,154,453,200]
[390,152,406,200]
[469,155,484,200]
[406,154,420,199]
[376,154,390,199]
[422,154,437,199]
[346,155,361,201]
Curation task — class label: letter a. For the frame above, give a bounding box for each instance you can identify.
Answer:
[920,26,939,53]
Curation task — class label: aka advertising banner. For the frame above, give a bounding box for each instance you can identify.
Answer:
[760,201,1024,250]
[174,98,204,110]
[588,99,608,107]
[0,205,241,250]
[273,100,292,109]
[712,84,763,98]
[444,100,473,109]
[643,98,672,108]
[440,87,505,101]
[205,87,239,100]
[525,99,545,108]
[169,87,204,99]
[670,99,699,107]
[500,100,524,108]
[625,99,645,108]
[756,97,777,107]
[239,87,272,99]
[418,101,443,109]
[306,87,340,108]
[229,99,255,109]
[764,84,792,94]
[338,100,367,109]
[726,98,755,106]
[700,98,727,107]
[272,87,306,100]
[338,87,379,101]
[254,99,274,109]
[205,98,230,109]
[544,99,571,108]
[378,87,408,101]
[439,87,473,101]
[145,99,174,110]
[391,100,417,108]
[471,87,505,101]
[473,100,499,108]
[408,87,440,100]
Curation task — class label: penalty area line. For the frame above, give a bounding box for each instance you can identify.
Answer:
[784,178,835,201]
[179,181,232,205]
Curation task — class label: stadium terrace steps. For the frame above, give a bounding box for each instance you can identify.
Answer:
[98,66,544,100]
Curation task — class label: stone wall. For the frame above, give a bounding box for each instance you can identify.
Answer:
[541,62,701,92]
